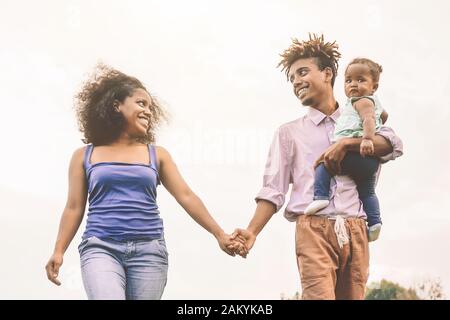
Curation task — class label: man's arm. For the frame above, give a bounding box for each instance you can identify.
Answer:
[230,127,291,257]
[318,135,394,175]
[246,200,276,238]
[376,126,404,162]
[231,200,276,257]
[342,135,392,157]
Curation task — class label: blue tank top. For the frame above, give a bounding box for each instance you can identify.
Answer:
[82,144,164,241]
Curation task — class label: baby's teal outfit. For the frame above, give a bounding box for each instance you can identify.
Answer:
[333,95,384,142]
[311,94,384,230]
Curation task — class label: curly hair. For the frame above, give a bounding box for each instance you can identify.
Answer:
[278,33,342,87]
[75,64,167,146]
[346,57,383,84]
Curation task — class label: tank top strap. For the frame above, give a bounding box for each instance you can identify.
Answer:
[148,144,160,185]
[83,144,94,170]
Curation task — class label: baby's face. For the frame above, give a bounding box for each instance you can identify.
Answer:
[344,63,377,98]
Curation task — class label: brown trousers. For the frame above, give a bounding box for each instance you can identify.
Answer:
[295,215,370,300]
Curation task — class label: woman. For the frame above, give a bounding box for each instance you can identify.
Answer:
[45,64,244,299]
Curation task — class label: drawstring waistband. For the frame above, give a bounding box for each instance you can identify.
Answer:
[334,215,349,249]
[299,214,356,249]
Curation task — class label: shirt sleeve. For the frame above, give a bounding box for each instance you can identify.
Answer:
[255,127,292,212]
[376,125,404,163]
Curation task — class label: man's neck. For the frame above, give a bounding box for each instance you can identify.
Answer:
[311,95,337,116]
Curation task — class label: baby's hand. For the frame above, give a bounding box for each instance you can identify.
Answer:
[360,138,374,157]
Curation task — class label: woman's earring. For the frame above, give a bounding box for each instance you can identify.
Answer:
[113,102,120,112]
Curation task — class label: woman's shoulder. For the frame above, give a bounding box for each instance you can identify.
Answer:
[66,145,90,168]
[153,145,168,154]
[73,145,88,156]
[152,145,171,162]
[71,145,92,161]
[150,145,175,171]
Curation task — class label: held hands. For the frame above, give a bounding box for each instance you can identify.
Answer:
[215,231,248,257]
[228,228,256,258]
[45,252,63,286]
[360,138,374,157]
[216,229,255,258]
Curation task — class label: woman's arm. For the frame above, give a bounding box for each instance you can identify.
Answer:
[45,147,88,285]
[156,146,239,256]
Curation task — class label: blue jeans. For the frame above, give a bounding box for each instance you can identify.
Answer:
[314,152,381,227]
[78,236,168,300]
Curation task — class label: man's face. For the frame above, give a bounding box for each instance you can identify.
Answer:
[288,58,331,107]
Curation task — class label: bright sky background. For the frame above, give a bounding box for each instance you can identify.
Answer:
[1,0,449,299]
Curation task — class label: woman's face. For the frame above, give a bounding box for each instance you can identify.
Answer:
[116,88,152,138]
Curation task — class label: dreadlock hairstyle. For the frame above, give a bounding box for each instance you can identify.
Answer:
[278,33,342,87]
[346,57,383,84]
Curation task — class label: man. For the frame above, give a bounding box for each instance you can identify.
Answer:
[230,34,403,300]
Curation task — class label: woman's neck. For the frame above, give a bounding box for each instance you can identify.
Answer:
[110,134,142,147]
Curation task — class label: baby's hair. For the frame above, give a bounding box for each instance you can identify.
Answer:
[75,63,167,146]
[278,33,342,86]
[346,58,383,83]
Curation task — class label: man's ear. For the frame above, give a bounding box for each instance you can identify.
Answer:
[324,67,333,83]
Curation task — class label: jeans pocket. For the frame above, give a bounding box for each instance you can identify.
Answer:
[155,239,169,259]
[78,236,96,255]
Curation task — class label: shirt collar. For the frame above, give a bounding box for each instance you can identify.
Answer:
[306,102,341,126]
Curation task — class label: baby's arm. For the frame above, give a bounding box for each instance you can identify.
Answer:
[381,110,389,124]
[353,97,376,157]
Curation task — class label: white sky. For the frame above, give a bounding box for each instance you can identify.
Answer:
[1,0,449,299]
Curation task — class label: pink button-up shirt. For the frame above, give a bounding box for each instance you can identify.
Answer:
[255,106,403,222]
